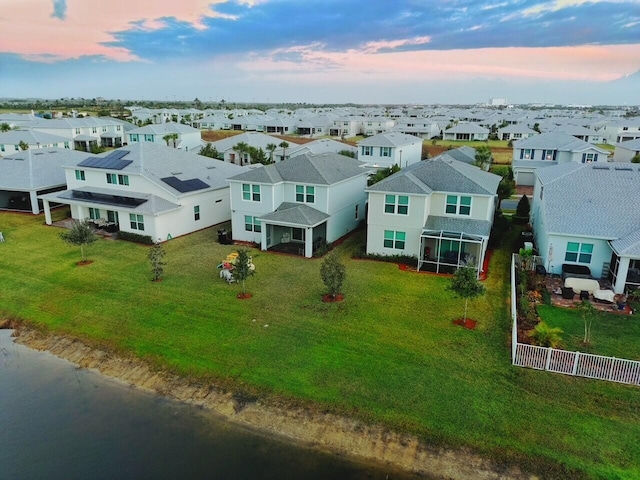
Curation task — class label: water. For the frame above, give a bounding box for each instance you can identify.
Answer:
[0,330,421,480]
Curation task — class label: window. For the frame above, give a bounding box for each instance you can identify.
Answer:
[383,230,406,250]
[64,142,69,149]
[362,146,373,156]
[542,149,556,160]
[107,211,118,223]
[194,205,200,221]
[89,207,100,220]
[75,170,85,181]
[118,174,129,186]
[15,145,19,151]
[92,127,97,134]
[445,195,471,215]
[130,134,138,142]
[355,204,359,220]
[384,194,408,214]
[292,228,304,241]
[130,214,144,231]
[242,183,261,202]
[117,125,121,131]
[102,127,107,133]
[107,173,129,185]
[295,185,315,203]
[144,134,154,142]
[582,153,596,163]
[244,215,261,232]
[565,242,593,264]
[106,173,117,184]
[75,128,81,134]
[380,146,391,157]
[0,145,4,152]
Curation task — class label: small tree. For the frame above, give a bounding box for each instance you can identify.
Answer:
[320,252,346,299]
[631,154,640,164]
[578,300,597,345]
[529,321,563,348]
[234,248,255,296]
[0,122,11,132]
[266,143,277,163]
[513,194,531,224]
[18,140,29,151]
[338,149,356,158]
[448,266,485,321]
[199,143,220,159]
[474,145,492,170]
[60,219,98,263]
[279,141,289,161]
[148,240,166,282]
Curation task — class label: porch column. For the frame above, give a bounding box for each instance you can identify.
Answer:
[260,226,267,252]
[613,257,631,294]
[479,239,489,275]
[30,191,40,214]
[305,227,313,258]
[42,199,52,225]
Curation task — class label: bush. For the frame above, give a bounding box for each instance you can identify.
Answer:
[353,247,417,266]
[117,231,154,244]
[529,321,563,348]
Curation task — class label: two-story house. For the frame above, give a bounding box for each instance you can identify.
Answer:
[0,130,70,155]
[126,123,204,152]
[227,153,368,258]
[39,143,247,241]
[357,132,422,169]
[362,118,395,136]
[497,124,537,142]
[613,138,640,163]
[366,154,501,277]
[512,131,610,186]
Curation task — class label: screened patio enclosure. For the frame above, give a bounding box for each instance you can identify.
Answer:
[418,230,487,277]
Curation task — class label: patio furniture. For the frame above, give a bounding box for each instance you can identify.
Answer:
[564,277,600,295]
[593,289,615,303]
[580,290,590,301]
[562,264,591,280]
[561,287,575,299]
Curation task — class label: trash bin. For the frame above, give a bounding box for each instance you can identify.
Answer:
[535,264,546,275]
[218,229,228,244]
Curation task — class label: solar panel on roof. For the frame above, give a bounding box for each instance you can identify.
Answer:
[160,176,210,193]
[77,156,132,170]
[104,150,129,160]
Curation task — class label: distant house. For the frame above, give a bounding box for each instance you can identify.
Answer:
[29,117,129,151]
[391,118,441,139]
[0,148,90,214]
[596,119,640,144]
[613,138,640,163]
[362,117,395,136]
[206,132,294,164]
[512,131,610,186]
[443,123,490,141]
[294,115,334,137]
[274,138,357,161]
[0,130,70,155]
[552,124,602,144]
[366,154,501,277]
[227,153,368,258]
[40,143,247,241]
[357,132,422,169]
[531,162,640,294]
[497,124,537,142]
[126,123,203,151]
[329,117,363,138]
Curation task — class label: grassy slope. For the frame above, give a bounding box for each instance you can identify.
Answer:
[1,210,638,479]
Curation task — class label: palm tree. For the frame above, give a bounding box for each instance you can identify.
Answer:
[234,141,249,165]
[266,143,277,163]
[0,123,11,132]
[279,141,289,161]
[163,133,179,147]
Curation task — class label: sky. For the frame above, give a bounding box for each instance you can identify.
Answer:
[1,0,639,105]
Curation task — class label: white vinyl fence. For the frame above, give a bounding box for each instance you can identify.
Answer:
[511,254,640,387]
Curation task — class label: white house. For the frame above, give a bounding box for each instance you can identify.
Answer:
[0,130,70,155]
[443,123,490,141]
[613,138,640,163]
[497,124,537,142]
[391,118,441,139]
[274,138,357,161]
[39,143,248,242]
[366,154,501,277]
[28,117,129,151]
[126,123,204,152]
[227,153,369,258]
[362,117,395,136]
[357,132,422,169]
[531,162,640,294]
[329,117,364,138]
[512,131,610,186]
[207,132,294,164]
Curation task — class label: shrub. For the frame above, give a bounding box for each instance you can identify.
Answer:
[529,321,563,348]
[320,252,346,298]
[353,247,417,266]
[117,231,154,244]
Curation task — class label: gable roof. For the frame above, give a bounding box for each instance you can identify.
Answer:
[440,146,477,165]
[127,122,200,135]
[367,154,500,196]
[445,123,489,134]
[258,202,330,227]
[0,129,70,145]
[514,131,608,154]
[228,153,367,185]
[539,163,640,240]
[358,131,421,147]
[207,131,291,151]
[615,138,640,150]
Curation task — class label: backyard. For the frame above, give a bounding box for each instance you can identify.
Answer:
[1,209,639,479]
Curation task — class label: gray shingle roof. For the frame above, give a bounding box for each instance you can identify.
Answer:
[228,153,367,185]
[610,229,640,256]
[368,154,500,195]
[445,123,489,134]
[615,138,640,150]
[540,163,640,239]
[258,202,330,227]
[0,130,69,145]
[534,161,582,185]
[358,132,421,147]
[441,146,477,165]
[424,215,492,238]
[128,122,200,135]
[514,131,608,153]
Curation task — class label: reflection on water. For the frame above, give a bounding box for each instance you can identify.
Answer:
[0,330,421,480]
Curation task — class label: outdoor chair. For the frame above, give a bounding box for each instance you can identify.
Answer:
[561,287,575,299]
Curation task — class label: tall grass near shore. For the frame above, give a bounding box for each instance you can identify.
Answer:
[1,210,639,479]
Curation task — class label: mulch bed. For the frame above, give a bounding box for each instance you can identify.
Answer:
[76,260,94,266]
[322,294,344,303]
[453,318,478,329]
[237,293,253,299]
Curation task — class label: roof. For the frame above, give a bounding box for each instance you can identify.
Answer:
[615,138,640,150]
[445,123,489,134]
[539,163,640,240]
[228,152,367,185]
[367,153,500,196]
[358,132,421,147]
[441,146,477,165]
[0,148,91,190]
[258,202,330,227]
[0,130,69,145]
[423,215,492,238]
[514,131,609,154]
[610,229,640,256]
[127,122,200,135]
[208,131,291,151]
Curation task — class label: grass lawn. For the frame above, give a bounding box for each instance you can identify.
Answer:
[1,210,639,479]
[537,304,640,360]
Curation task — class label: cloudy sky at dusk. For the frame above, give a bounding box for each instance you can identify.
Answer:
[1,0,639,105]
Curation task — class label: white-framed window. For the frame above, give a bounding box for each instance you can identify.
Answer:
[89,207,100,220]
[75,128,81,134]
[194,205,200,221]
[118,174,129,185]
[106,173,129,185]
[582,153,596,163]
[524,149,532,159]
[75,170,85,181]
[384,230,406,250]
[129,214,144,231]
[295,185,315,203]
[64,142,69,149]
[144,134,154,142]
[445,195,471,215]
[117,125,121,131]
[355,203,359,220]
[244,215,261,232]
[565,242,593,264]
[102,127,107,133]
[542,149,555,160]
[92,127,97,134]
[380,146,391,157]
[362,146,373,156]
[384,194,408,214]
[242,183,261,202]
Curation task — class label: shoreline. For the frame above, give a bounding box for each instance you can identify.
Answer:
[7,324,535,480]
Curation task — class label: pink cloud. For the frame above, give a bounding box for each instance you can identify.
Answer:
[0,0,234,62]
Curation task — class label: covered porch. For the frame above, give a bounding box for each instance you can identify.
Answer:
[73,135,99,152]
[417,216,491,278]
[258,202,329,258]
[608,234,640,294]
[100,132,124,148]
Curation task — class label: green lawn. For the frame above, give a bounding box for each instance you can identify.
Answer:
[537,304,640,360]
[1,210,639,479]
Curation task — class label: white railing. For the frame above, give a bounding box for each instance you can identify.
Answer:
[510,254,640,387]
